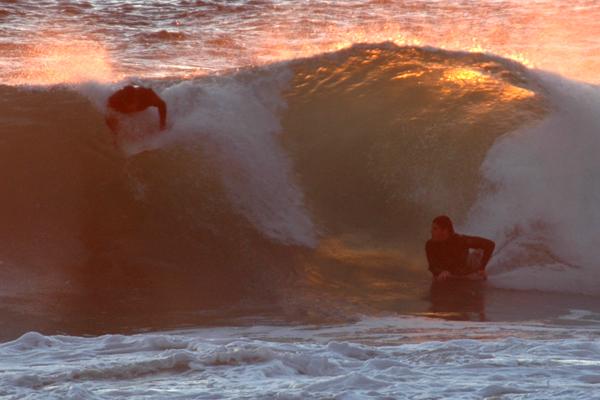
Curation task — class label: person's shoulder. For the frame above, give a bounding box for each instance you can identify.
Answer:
[450,233,469,244]
[107,88,127,107]
[136,86,153,95]
[140,87,162,101]
[461,233,495,247]
[460,233,490,241]
[425,239,438,250]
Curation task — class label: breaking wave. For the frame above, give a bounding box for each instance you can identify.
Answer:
[1,43,599,314]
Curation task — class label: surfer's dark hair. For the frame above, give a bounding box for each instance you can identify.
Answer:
[433,215,454,234]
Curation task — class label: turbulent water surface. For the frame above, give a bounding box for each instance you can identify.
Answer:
[1,0,600,398]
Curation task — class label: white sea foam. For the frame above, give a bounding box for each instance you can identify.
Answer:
[466,73,600,295]
[160,70,317,247]
[1,316,599,399]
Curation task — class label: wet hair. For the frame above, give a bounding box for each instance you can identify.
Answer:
[432,215,454,234]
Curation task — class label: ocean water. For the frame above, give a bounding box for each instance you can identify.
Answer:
[1,1,600,398]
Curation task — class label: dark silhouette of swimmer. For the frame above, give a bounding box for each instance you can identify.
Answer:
[428,279,487,321]
[425,215,495,282]
[105,85,167,133]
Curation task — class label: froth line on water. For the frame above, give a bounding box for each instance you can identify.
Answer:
[2,316,600,399]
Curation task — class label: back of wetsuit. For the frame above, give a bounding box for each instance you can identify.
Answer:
[426,234,495,277]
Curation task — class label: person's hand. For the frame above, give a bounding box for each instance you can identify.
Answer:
[436,271,451,282]
[105,116,119,133]
[464,270,487,281]
[465,272,481,280]
[479,269,487,281]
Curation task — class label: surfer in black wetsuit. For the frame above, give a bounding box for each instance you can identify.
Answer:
[425,215,495,282]
[105,85,167,133]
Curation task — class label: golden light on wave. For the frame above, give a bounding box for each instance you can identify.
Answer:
[9,39,119,86]
[443,67,535,100]
[316,238,422,272]
[444,68,490,84]
[466,44,534,69]
[392,71,426,80]
[254,23,537,70]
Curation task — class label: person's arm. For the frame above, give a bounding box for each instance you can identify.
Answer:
[464,236,495,270]
[105,115,118,133]
[144,89,167,130]
[426,241,447,278]
[155,98,167,130]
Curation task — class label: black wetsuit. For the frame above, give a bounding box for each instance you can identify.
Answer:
[425,234,495,278]
[107,85,167,129]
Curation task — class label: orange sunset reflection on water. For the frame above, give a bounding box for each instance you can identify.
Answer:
[442,67,535,101]
[2,1,599,85]
[254,23,537,71]
[7,39,120,86]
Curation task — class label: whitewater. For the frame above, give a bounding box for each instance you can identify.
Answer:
[3,313,600,399]
[1,0,600,398]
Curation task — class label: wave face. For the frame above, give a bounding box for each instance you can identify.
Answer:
[1,43,600,317]
[282,45,543,248]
